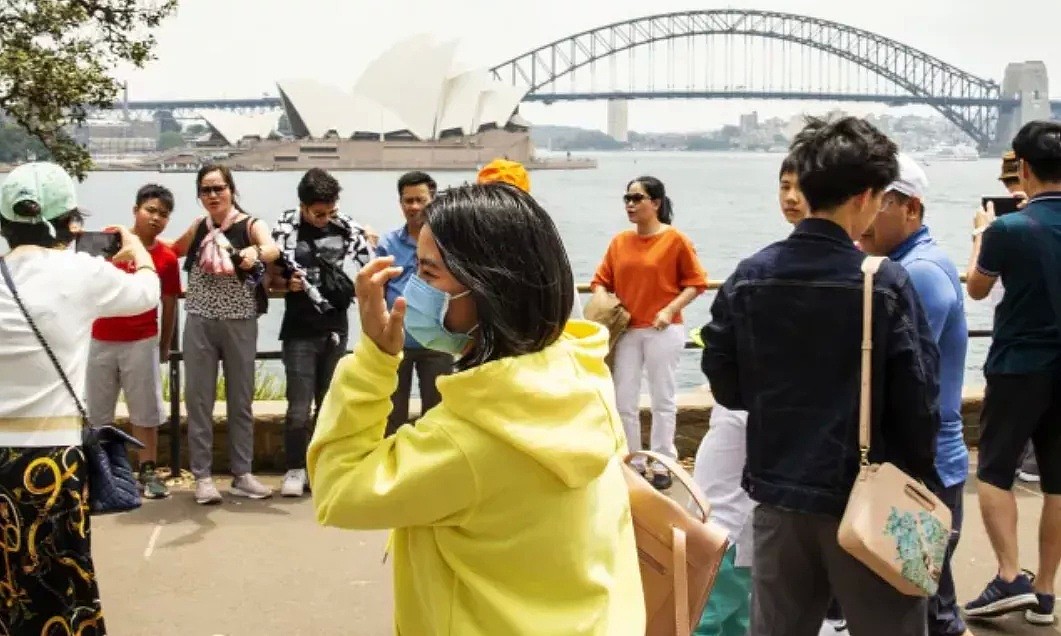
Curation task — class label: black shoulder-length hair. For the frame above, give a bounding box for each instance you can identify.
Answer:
[425,182,574,370]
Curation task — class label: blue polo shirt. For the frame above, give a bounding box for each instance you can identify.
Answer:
[977,192,1061,374]
[376,225,421,349]
[891,226,969,488]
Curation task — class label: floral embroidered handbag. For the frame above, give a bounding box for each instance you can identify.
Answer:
[836,256,952,597]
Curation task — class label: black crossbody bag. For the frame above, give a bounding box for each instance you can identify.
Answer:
[0,256,145,515]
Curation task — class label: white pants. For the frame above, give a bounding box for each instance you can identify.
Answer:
[693,405,756,567]
[612,325,684,473]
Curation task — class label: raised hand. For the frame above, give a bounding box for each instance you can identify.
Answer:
[356,256,406,356]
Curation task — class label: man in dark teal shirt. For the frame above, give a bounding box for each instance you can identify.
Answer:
[965,120,1061,627]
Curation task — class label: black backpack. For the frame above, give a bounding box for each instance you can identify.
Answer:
[317,257,354,312]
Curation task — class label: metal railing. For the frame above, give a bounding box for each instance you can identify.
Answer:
[162,279,993,476]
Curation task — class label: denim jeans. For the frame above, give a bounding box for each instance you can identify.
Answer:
[282,334,347,470]
[928,482,967,636]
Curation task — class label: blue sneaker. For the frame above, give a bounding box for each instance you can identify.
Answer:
[1026,593,1056,626]
[964,571,1038,618]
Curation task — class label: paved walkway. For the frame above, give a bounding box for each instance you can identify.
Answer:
[93,460,1056,636]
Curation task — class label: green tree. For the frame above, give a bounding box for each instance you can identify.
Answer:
[157,129,182,151]
[185,123,206,135]
[0,0,177,179]
[0,124,51,163]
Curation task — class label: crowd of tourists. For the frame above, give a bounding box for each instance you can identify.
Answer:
[0,117,1058,635]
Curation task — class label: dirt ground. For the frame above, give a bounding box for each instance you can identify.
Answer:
[92,459,1057,636]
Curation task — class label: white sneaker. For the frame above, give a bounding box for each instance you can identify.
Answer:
[230,473,273,499]
[281,469,307,497]
[195,478,223,505]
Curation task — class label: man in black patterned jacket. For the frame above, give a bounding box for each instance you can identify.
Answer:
[268,168,374,497]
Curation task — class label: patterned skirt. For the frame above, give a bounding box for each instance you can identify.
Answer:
[0,445,106,635]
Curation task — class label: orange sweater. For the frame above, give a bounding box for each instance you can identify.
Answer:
[591,228,708,328]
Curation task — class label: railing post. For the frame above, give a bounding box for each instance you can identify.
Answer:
[168,310,181,479]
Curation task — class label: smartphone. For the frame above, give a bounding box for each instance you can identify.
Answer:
[981,196,1023,216]
[75,231,121,258]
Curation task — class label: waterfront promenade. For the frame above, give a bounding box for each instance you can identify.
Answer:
[91,456,1054,636]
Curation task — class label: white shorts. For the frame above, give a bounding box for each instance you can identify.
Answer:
[86,337,164,428]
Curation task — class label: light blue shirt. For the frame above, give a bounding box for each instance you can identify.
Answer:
[376,225,421,349]
[890,226,969,488]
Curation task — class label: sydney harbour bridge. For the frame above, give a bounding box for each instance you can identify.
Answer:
[116,10,1060,153]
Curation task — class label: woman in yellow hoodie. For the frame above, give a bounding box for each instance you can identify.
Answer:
[308,183,645,635]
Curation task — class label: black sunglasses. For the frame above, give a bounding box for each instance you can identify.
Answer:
[199,184,229,196]
[623,193,648,204]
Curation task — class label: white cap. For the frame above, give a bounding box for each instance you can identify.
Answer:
[886,153,928,199]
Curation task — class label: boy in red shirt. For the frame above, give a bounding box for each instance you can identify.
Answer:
[87,184,181,498]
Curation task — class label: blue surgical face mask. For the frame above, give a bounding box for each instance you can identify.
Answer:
[403,274,477,355]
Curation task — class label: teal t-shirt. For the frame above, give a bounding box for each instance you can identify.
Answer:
[976,192,1061,374]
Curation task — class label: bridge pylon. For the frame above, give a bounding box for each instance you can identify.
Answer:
[995,61,1051,153]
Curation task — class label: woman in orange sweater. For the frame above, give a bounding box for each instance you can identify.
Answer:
[591,176,708,489]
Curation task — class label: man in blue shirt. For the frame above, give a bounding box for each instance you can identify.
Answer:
[859,154,970,636]
[376,171,454,435]
[965,120,1061,627]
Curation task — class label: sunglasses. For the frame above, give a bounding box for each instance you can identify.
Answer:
[623,193,649,204]
[199,184,228,196]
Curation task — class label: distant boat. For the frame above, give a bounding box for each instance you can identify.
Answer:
[914,144,979,162]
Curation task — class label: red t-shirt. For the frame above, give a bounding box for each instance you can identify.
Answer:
[92,240,182,342]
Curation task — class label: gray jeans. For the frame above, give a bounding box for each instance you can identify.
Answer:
[385,347,453,436]
[183,313,257,479]
[749,504,928,636]
[281,335,346,470]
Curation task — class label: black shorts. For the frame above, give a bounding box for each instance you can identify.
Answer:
[978,372,1061,494]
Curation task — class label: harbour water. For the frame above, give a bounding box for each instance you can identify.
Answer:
[18,150,1000,391]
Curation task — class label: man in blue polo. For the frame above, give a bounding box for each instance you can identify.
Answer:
[376,171,454,435]
[859,153,971,636]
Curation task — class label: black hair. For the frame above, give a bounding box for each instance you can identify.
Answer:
[425,182,574,371]
[788,116,899,212]
[296,168,341,206]
[779,154,798,179]
[627,176,674,224]
[1,205,80,249]
[195,164,245,213]
[397,171,437,196]
[136,183,175,213]
[1012,120,1061,183]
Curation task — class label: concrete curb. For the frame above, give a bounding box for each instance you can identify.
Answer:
[117,388,986,473]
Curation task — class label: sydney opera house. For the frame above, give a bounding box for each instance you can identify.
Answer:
[187,36,559,172]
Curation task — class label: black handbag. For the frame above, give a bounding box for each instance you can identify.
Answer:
[0,257,146,515]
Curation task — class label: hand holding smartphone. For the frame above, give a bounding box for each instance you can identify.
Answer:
[981,196,1023,217]
[75,230,122,259]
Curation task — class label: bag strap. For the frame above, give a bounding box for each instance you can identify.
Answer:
[0,257,89,427]
[672,526,689,636]
[858,256,886,463]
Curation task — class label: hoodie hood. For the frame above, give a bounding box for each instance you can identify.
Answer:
[437,320,626,488]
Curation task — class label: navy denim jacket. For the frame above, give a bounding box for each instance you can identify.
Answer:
[702,218,942,517]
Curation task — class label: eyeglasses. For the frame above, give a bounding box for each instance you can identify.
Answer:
[199,184,228,196]
[623,193,648,204]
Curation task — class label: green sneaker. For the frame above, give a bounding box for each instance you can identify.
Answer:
[139,462,170,499]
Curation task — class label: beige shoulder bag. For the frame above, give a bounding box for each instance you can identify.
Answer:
[623,451,729,636]
[836,256,952,597]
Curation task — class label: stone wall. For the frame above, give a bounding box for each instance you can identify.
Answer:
[119,390,985,473]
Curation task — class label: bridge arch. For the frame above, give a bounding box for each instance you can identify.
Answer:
[490,10,1001,149]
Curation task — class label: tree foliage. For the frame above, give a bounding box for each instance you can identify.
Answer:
[156,129,182,151]
[0,124,51,163]
[0,0,177,179]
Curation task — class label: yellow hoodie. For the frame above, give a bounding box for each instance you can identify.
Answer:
[307,320,645,635]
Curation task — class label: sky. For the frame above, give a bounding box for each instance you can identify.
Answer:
[115,0,1061,133]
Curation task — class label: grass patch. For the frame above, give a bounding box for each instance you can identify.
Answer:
[161,362,286,402]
